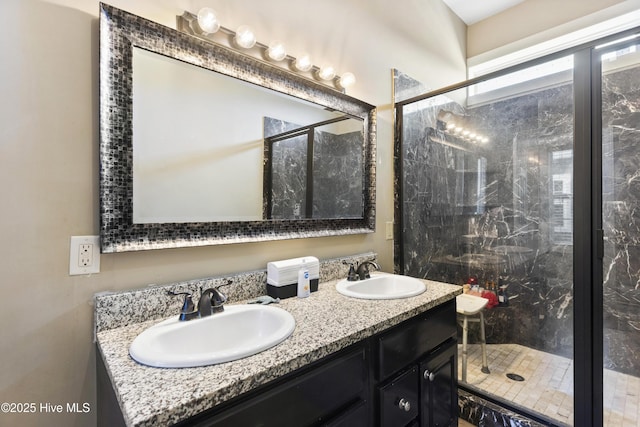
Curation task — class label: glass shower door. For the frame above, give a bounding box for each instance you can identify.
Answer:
[600,40,640,426]
[397,55,576,425]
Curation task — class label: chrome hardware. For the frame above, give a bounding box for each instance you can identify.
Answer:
[167,291,198,321]
[356,260,380,280]
[168,280,232,321]
[397,398,411,412]
[424,370,436,381]
[342,261,358,281]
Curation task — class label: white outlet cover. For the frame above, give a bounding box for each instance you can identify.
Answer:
[69,235,101,275]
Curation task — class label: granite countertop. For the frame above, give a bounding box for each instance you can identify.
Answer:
[97,276,461,427]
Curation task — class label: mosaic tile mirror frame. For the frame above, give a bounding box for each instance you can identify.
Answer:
[99,3,377,252]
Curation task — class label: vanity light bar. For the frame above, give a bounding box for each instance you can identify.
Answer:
[437,111,489,145]
[445,123,489,144]
[177,10,356,92]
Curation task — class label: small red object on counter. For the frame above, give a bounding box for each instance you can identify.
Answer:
[481,290,499,309]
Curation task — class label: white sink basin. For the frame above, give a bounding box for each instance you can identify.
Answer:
[336,273,426,300]
[129,304,295,368]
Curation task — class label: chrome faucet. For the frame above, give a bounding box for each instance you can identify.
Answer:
[356,260,380,280]
[198,287,228,315]
[343,260,381,281]
[168,280,232,321]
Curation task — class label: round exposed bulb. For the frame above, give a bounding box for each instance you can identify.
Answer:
[293,53,313,72]
[267,40,287,61]
[196,8,220,34]
[317,64,336,81]
[338,72,356,89]
[234,25,256,49]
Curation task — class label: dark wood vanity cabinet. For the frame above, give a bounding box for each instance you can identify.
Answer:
[181,345,370,427]
[97,299,458,427]
[96,344,369,427]
[420,341,457,427]
[375,299,457,427]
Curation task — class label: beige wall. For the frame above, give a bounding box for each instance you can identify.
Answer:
[0,0,465,425]
[467,0,635,59]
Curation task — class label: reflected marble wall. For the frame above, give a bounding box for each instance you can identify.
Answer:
[265,117,363,219]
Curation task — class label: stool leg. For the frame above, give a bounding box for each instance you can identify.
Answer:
[462,315,468,382]
[479,311,490,374]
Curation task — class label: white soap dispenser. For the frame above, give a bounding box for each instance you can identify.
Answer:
[297,258,311,298]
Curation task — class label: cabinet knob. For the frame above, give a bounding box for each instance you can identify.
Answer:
[423,370,435,381]
[397,398,411,412]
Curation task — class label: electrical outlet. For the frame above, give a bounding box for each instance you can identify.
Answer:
[70,236,101,275]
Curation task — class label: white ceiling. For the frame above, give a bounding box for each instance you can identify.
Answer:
[442,0,526,25]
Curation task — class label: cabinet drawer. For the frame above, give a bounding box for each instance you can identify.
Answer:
[379,366,419,427]
[377,299,455,380]
[186,346,367,427]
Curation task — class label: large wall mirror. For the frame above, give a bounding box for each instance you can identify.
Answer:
[99,3,376,252]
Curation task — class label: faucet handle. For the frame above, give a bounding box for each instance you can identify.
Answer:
[167,290,196,321]
[343,261,358,281]
[213,279,232,305]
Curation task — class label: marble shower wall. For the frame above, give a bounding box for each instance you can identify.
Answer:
[399,62,640,375]
[265,117,363,219]
[400,80,575,359]
[602,64,640,376]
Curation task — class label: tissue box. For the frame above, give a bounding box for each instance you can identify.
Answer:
[267,256,320,299]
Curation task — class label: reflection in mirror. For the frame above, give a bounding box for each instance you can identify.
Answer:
[264,116,364,219]
[99,4,376,252]
[132,47,357,223]
[427,124,487,216]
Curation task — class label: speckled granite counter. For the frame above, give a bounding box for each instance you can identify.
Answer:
[96,256,461,427]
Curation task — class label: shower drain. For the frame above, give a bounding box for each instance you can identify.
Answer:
[506,373,525,382]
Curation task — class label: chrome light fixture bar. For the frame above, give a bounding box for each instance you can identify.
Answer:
[177,9,356,92]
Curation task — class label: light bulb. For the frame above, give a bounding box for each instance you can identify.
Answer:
[338,72,356,89]
[234,25,256,49]
[267,40,287,61]
[196,8,220,34]
[317,65,336,81]
[293,53,313,72]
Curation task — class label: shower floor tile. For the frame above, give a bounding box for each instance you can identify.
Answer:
[459,343,640,426]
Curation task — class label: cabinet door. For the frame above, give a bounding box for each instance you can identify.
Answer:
[379,366,419,427]
[377,300,456,381]
[182,346,367,427]
[419,340,457,427]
